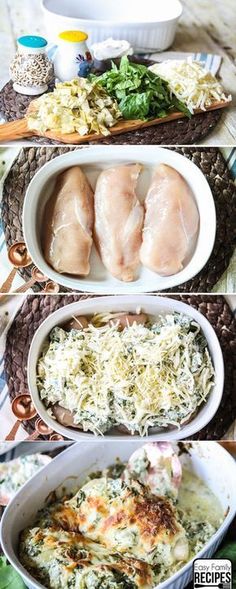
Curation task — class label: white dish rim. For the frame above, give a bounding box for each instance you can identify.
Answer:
[0,442,19,457]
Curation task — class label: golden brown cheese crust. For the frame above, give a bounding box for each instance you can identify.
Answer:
[20,526,154,589]
[100,490,178,540]
[47,479,187,564]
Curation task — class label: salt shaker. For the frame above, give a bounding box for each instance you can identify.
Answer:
[53,30,93,81]
[9,35,54,95]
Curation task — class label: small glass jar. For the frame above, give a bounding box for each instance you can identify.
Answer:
[54,30,93,81]
[9,35,54,95]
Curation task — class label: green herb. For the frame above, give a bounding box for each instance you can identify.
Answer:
[91,56,191,120]
[0,556,26,589]
[215,542,236,588]
[106,461,126,479]
[76,490,86,508]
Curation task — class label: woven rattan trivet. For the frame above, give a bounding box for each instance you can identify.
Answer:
[0,80,60,145]
[4,294,236,440]
[0,79,223,145]
[1,146,236,293]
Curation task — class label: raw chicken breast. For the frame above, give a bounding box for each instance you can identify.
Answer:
[43,166,94,275]
[94,164,144,282]
[140,164,199,276]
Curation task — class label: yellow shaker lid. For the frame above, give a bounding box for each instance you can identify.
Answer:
[58,30,88,42]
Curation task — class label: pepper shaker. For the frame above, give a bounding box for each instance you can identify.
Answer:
[9,35,54,95]
[53,30,93,81]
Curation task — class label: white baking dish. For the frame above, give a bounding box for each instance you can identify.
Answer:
[22,146,216,294]
[0,442,19,456]
[27,295,224,441]
[1,441,236,589]
[42,0,182,52]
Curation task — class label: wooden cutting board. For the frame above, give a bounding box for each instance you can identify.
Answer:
[0,99,230,144]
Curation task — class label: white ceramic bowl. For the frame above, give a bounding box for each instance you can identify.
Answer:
[27,295,224,441]
[42,0,183,52]
[1,441,236,589]
[22,146,216,294]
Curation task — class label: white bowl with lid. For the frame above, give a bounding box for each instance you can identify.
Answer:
[42,0,183,52]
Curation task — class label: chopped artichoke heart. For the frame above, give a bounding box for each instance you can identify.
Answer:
[27,78,121,136]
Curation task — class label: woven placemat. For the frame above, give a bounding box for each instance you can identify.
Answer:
[4,294,236,440]
[0,79,223,145]
[0,80,60,145]
[1,146,236,293]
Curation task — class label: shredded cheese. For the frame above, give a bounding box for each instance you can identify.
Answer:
[149,59,231,113]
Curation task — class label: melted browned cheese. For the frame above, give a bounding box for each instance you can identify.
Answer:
[46,480,186,564]
[20,526,154,588]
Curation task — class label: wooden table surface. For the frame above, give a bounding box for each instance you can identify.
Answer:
[0,0,236,145]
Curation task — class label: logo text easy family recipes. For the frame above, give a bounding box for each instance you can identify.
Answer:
[193,558,232,588]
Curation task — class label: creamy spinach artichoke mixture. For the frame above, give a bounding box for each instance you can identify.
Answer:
[37,312,215,436]
[19,443,223,589]
[0,454,49,502]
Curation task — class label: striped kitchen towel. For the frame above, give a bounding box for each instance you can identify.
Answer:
[143,51,222,75]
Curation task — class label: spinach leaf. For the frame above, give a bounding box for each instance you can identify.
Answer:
[0,557,26,589]
[119,92,150,119]
[91,56,191,121]
[215,542,236,562]
[215,543,236,589]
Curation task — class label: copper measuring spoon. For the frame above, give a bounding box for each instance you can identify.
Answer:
[0,241,32,293]
[49,433,65,441]
[5,394,37,441]
[26,417,53,440]
[43,281,60,294]
[14,266,48,293]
